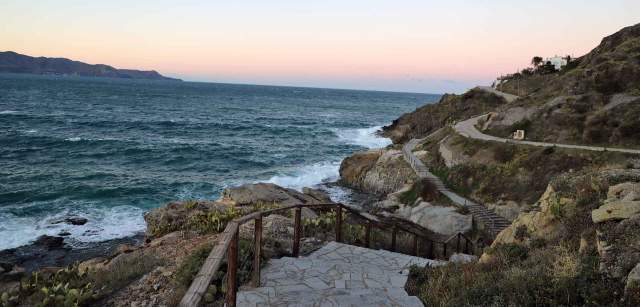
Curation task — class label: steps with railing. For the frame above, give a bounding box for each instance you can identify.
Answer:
[178,202,473,307]
[402,138,511,237]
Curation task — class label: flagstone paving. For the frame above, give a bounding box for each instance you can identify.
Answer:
[237,241,444,306]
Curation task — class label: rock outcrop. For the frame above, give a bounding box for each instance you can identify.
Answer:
[396,202,472,237]
[488,185,570,247]
[219,183,330,206]
[339,149,417,195]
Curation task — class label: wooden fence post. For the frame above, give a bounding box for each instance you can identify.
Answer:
[293,207,301,257]
[391,226,397,252]
[226,232,239,307]
[364,221,371,248]
[252,216,262,287]
[429,240,434,259]
[335,206,343,243]
[443,242,447,259]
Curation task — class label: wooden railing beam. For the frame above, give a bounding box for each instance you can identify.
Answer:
[226,231,239,307]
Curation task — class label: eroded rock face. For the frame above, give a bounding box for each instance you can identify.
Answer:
[340,149,416,195]
[219,183,330,207]
[396,202,472,237]
[486,185,570,248]
[593,182,640,279]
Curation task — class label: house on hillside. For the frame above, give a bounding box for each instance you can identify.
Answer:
[546,55,568,70]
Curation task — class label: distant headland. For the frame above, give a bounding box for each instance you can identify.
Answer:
[0,51,180,81]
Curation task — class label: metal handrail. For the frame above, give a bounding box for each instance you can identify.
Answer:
[178,202,473,307]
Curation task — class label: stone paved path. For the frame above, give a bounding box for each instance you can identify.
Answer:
[237,241,443,306]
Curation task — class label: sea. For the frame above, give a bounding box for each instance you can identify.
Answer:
[0,73,439,250]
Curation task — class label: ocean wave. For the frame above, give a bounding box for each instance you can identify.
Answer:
[264,161,340,191]
[334,126,392,149]
[0,205,146,250]
[0,110,18,115]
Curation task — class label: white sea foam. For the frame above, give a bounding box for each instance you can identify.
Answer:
[265,161,340,191]
[65,137,82,142]
[335,126,392,149]
[0,205,146,250]
[0,110,18,115]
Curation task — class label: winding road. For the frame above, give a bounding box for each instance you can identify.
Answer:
[401,86,640,238]
[454,111,640,155]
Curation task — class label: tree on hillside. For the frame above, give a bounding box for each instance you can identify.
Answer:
[531,56,544,67]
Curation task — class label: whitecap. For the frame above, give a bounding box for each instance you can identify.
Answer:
[65,137,82,142]
[334,126,392,149]
[0,205,146,250]
[0,110,18,115]
[264,161,341,191]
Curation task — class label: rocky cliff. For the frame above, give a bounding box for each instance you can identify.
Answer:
[0,51,180,81]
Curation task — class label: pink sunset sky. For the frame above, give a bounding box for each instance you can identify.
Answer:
[1,0,639,93]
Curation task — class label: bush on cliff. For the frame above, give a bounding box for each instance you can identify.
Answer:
[406,244,621,306]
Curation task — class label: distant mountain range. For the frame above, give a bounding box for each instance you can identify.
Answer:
[0,51,180,81]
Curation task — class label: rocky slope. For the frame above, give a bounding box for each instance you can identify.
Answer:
[0,183,331,306]
[484,23,640,147]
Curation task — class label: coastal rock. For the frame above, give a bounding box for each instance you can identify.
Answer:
[50,216,88,226]
[592,201,640,223]
[449,253,478,264]
[302,187,332,203]
[596,214,640,279]
[340,149,417,195]
[220,183,329,207]
[34,235,65,250]
[626,263,640,293]
[482,185,570,259]
[0,266,24,282]
[144,200,246,238]
[396,202,472,237]
[239,214,294,258]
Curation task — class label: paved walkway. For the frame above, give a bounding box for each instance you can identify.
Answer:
[237,241,442,306]
[476,86,520,103]
[402,138,511,236]
[455,114,640,155]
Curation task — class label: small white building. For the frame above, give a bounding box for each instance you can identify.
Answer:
[546,55,568,70]
[512,130,525,140]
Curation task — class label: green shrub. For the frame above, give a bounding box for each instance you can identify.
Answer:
[407,245,623,306]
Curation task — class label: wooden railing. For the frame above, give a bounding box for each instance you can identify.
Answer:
[178,202,474,307]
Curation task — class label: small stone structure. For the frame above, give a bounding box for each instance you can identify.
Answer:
[512,130,525,140]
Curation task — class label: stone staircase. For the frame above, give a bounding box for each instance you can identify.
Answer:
[236,241,444,306]
[403,138,511,237]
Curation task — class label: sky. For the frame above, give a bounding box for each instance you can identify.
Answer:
[1,1,639,93]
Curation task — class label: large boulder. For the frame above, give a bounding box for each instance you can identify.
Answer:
[594,182,640,279]
[219,183,330,207]
[396,202,472,237]
[592,201,640,223]
[592,182,640,223]
[489,185,570,246]
[340,149,417,195]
